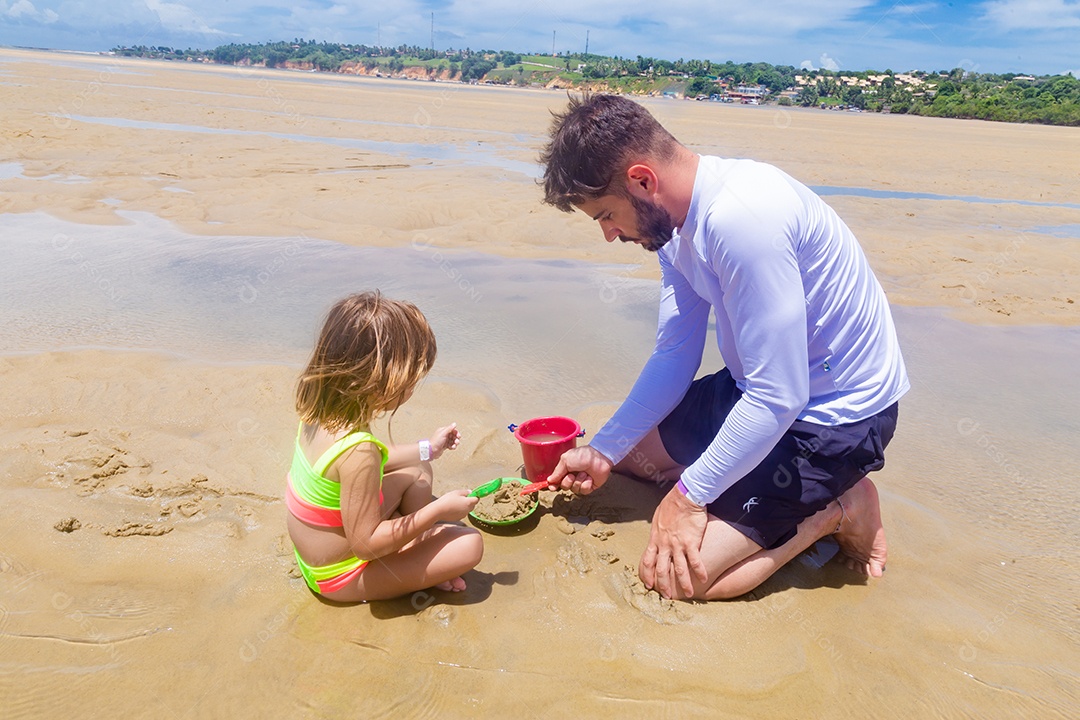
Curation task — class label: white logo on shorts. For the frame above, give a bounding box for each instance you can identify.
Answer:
[742,497,759,512]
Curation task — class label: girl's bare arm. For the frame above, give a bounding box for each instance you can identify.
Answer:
[383,423,461,472]
[337,444,453,559]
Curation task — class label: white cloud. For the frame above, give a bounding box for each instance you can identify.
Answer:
[800,54,843,71]
[144,0,228,36]
[890,2,938,14]
[6,0,34,18]
[328,5,349,16]
[981,0,1080,30]
[2,0,57,22]
[819,53,841,71]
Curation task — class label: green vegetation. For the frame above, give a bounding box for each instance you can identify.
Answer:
[112,41,1080,126]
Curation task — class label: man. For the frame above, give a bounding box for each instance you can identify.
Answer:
[542,94,909,601]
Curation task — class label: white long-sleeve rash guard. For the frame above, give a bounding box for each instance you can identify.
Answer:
[589,156,910,506]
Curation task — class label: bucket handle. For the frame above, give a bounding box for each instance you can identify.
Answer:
[507,423,586,438]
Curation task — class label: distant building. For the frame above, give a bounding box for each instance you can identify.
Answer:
[796,72,923,89]
[728,84,766,101]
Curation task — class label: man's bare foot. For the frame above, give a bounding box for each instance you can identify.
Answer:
[833,477,888,577]
[434,576,466,592]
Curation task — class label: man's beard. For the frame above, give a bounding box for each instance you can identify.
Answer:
[622,195,676,252]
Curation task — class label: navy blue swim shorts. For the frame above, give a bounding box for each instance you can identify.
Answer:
[657,368,899,550]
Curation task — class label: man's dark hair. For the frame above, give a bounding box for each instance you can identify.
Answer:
[540,93,680,213]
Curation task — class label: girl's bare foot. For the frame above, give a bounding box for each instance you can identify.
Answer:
[434,576,467,592]
[833,477,888,577]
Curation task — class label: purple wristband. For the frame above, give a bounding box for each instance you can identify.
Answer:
[676,478,705,507]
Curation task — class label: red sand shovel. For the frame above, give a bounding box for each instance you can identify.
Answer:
[518,479,551,495]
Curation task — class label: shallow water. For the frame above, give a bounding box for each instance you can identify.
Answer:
[1028,223,1080,238]
[49,113,1077,210]
[59,114,542,178]
[44,111,1080,209]
[0,162,22,180]
[811,184,1080,210]
[0,52,148,75]
[47,76,542,142]
[0,210,661,418]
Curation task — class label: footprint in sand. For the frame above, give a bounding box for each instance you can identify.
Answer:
[556,538,596,575]
[69,445,144,494]
[530,566,561,605]
[609,563,690,624]
[418,604,455,627]
[235,504,259,530]
[25,429,151,494]
[140,474,276,531]
[34,429,278,536]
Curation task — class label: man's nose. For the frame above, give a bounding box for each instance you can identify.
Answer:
[601,222,620,243]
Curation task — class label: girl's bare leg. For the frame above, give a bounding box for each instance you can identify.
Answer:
[324,524,484,603]
[379,462,435,519]
[363,463,476,594]
[378,463,472,592]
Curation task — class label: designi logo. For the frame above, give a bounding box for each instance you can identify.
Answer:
[742,497,760,512]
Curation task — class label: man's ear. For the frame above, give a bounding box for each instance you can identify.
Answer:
[624,163,659,200]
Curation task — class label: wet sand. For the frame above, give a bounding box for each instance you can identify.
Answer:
[1,48,1078,718]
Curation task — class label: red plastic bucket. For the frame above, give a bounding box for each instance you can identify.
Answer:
[509,416,584,484]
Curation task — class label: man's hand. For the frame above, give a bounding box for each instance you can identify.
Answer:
[546,446,613,495]
[639,485,709,599]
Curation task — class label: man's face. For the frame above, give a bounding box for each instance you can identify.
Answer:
[576,194,676,252]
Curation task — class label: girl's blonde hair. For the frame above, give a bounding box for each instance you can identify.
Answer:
[296,291,437,432]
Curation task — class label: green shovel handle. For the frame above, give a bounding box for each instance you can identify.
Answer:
[468,478,505,498]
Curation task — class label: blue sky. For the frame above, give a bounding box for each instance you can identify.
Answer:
[1,0,1077,75]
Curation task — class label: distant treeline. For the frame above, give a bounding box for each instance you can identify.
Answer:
[113,40,1080,126]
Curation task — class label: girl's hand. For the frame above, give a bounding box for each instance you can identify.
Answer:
[432,488,478,522]
[428,423,461,460]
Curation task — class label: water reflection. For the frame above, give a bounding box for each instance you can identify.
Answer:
[60,114,541,178]
[811,185,1080,210]
[0,210,655,407]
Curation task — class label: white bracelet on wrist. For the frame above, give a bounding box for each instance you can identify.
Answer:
[418,440,432,462]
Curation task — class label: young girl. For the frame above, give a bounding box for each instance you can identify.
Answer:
[286,291,483,602]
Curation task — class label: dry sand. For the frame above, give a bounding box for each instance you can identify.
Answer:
[1,48,1078,718]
